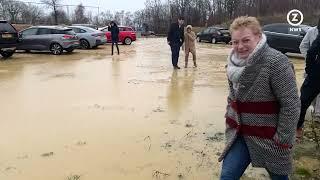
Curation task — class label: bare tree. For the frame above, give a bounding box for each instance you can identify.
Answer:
[72,3,89,24]
[41,0,61,25]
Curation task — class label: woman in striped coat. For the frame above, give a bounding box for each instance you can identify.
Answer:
[219,16,301,179]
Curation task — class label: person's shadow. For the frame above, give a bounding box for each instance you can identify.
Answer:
[167,69,196,119]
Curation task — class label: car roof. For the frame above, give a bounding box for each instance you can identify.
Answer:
[28,26,72,30]
[263,23,310,27]
[208,26,228,30]
[69,26,96,30]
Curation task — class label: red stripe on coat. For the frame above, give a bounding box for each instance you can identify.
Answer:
[230,101,280,114]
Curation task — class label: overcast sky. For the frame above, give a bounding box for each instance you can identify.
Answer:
[20,0,146,13]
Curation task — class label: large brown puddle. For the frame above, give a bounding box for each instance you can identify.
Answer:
[0,38,307,180]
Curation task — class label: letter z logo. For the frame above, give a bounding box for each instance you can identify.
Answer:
[287,9,304,26]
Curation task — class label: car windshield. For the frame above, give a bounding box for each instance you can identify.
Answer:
[0,23,16,33]
[220,29,229,33]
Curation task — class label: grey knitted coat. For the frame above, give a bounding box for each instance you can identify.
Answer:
[218,43,301,175]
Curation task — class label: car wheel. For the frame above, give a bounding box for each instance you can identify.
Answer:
[50,43,63,55]
[0,50,14,58]
[211,38,217,44]
[197,37,201,42]
[66,47,74,53]
[80,39,90,49]
[225,40,230,44]
[124,37,132,45]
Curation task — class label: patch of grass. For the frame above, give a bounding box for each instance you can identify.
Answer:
[295,168,312,178]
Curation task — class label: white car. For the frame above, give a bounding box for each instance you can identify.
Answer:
[68,26,107,49]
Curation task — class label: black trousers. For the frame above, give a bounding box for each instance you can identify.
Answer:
[170,44,180,67]
[112,39,119,55]
[298,76,320,128]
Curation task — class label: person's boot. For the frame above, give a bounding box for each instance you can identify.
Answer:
[194,63,197,68]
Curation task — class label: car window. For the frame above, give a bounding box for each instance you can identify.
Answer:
[220,29,229,34]
[22,28,38,36]
[102,28,109,32]
[37,28,52,35]
[203,28,210,34]
[0,22,16,33]
[209,28,216,34]
[264,25,288,34]
[72,28,81,33]
[64,30,76,35]
[119,27,124,31]
[124,27,133,31]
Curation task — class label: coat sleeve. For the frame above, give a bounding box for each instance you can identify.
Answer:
[306,35,320,75]
[299,30,312,57]
[188,32,196,41]
[270,54,300,147]
[180,27,184,45]
[167,24,173,43]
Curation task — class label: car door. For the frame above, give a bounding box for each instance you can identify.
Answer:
[102,28,111,42]
[202,28,210,41]
[118,27,124,42]
[264,24,289,52]
[36,28,53,50]
[209,28,217,41]
[18,28,38,50]
[286,25,306,53]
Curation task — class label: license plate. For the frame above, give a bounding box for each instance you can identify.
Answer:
[2,34,13,38]
[223,34,229,37]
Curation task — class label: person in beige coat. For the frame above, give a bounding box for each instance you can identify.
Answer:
[184,25,197,68]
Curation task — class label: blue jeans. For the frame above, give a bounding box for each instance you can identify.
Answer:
[170,44,180,67]
[220,136,289,180]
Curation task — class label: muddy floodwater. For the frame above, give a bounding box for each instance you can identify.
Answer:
[0,38,310,180]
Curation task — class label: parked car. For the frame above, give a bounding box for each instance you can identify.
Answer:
[141,31,155,36]
[68,26,107,49]
[263,23,311,54]
[197,27,231,44]
[17,26,79,55]
[99,26,136,45]
[0,20,19,58]
[72,24,98,30]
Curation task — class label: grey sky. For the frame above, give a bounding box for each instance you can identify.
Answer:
[20,0,146,13]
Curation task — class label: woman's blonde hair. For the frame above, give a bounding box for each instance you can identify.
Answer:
[229,16,262,35]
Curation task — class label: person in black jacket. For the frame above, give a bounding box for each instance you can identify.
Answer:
[109,21,120,55]
[298,31,320,139]
[167,16,184,69]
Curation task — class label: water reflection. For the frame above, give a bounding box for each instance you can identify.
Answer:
[167,69,196,119]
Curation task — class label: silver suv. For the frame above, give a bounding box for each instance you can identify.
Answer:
[17,26,79,55]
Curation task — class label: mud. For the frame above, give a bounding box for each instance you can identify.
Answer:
[0,38,317,180]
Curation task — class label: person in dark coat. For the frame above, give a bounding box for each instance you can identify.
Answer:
[109,21,120,55]
[167,16,184,69]
[297,30,320,138]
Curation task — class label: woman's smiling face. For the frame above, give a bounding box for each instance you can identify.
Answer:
[231,27,261,59]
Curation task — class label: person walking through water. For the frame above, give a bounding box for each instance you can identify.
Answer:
[219,16,300,180]
[184,25,197,68]
[109,21,120,55]
[167,16,184,69]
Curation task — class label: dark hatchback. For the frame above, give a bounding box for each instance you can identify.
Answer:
[0,20,19,58]
[263,23,311,54]
[197,27,231,44]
